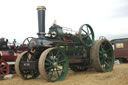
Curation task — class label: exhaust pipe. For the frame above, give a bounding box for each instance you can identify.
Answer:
[37,6,46,38]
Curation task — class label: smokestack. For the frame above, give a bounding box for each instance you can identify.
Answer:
[37,6,46,38]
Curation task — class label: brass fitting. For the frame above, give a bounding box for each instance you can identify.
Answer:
[37,6,46,10]
[53,20,56,24]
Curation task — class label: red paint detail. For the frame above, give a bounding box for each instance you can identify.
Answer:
[0,59,9,75]
[64,40,73,42]
[1,51,17,61]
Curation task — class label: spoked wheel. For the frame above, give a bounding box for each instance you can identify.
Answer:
[0,59,9,76]
[22,37,34,46]
[39,47,69,82]
[15,51,39,80]
[79,24,94,47]
[20,37,34,51]
[90,39,114,72]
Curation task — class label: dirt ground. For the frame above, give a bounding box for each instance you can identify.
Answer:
[1,64,128,85]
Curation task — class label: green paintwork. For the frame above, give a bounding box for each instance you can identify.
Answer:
[49,24,64,38]
[64,46,88,58]
[72,36,81,43]
[45,47,69,82]
[99,41,114,72]
[79,24,95,47]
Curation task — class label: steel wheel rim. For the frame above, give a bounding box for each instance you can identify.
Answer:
[19,52,39,79]
[79,24,94,47]
[40,47,69,82]
[99,41,114,72]
[0,59,9,75]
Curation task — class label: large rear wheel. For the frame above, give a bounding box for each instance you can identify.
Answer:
[90,39,114,72]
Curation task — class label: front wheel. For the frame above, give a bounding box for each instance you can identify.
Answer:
[38,47,69,82]
[15,51,39,80]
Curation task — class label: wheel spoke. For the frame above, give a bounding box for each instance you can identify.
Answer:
[102,64,105,68]
[46,66,53,70]
[58,59,65,64]
[3,68,7,71]
[2,65,6,69]
[87,27,89,33]
[101,48,106,54]
[56,51,61,63]
[27,38,30,43]
[56,68,60,77]
[99,50,105,58]
[89,33,92,37]
[99,51,103,55]
[1,71,5,75]
[53,56,56,62]
[49,52,54,57]
[83,35,88,38]
[45,62,50,65]
[46,59,53,64]
[55,70,58,79]
[105,61,109,67]
[50,52,56,62]
[56,50,60,57]
[106,57,112,61]
[48,69,53,79]
[82,29,88,34]
[86,37,91,43]
[106,48,112,53]
[100,58,104,65]
[103,42,108,47]
[102,56,105,64]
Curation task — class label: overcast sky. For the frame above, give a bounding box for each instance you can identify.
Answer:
[0,0,128,43]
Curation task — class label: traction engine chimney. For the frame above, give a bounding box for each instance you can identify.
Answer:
[37,6,46,38]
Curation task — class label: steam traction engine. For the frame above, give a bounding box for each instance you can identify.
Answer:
[0,38,17,76]
[15,6,114,82]
[0,37,30,77]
